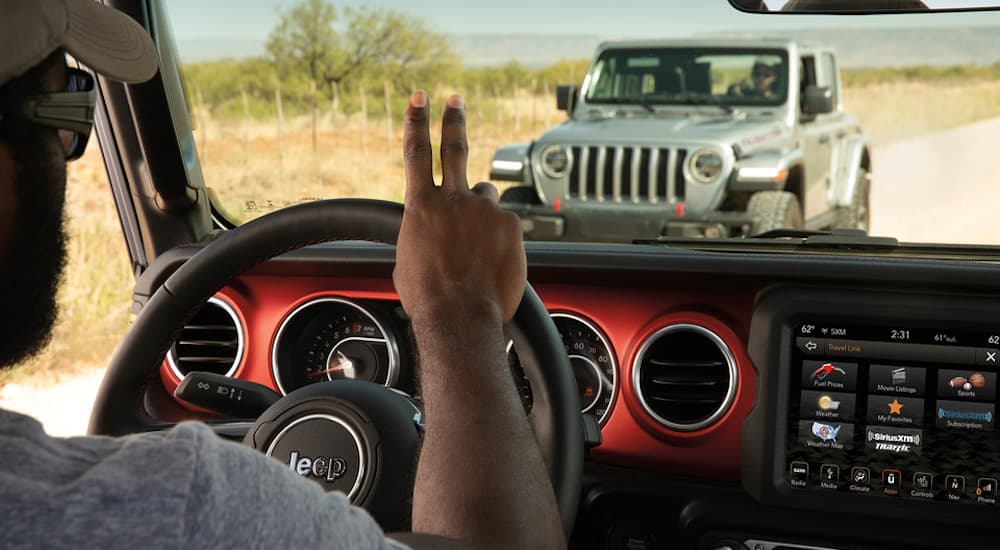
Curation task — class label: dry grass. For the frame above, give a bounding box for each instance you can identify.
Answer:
[4,80,999,389]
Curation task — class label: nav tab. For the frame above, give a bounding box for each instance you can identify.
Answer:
[937,369,997,402]
[796,337,826,355]
[946,475,966,501]
[868,364,926,397]
[866,395,924,427]
[802,360,858,391]
[935,399,995,431]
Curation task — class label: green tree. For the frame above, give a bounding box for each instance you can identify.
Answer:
[266,0,459,92]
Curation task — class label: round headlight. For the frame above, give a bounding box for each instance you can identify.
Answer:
[540,145,569,179]
[689,149,725,184]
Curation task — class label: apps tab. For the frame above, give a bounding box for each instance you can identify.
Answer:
[800,390,856,421]
[935,399,996,431]
[801,360,858,391]
[868,364,926,396]
[866,395,924,427]
[798,420,853,450]
[882,468,902,496]
[937,368,996,401]
[865,425,923,455]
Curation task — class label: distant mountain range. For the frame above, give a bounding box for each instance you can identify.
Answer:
[179,26,1000,69]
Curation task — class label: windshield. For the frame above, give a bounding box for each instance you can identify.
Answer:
[163,1,1000,247]
[584,48,789,107]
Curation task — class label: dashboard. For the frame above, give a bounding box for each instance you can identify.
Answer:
[135,241,1000,550]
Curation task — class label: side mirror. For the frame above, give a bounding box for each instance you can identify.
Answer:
[556,84,577,114]
[801,85,834,116]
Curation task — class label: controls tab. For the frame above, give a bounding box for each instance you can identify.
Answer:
[802,360,858,391]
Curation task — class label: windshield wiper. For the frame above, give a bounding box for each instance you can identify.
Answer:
[677,95,736,115]
[614,98,656,113]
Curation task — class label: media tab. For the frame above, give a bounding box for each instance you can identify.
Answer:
[935,399,995,430]
[866,394,924,427]
[800,390,856,421]
[801,360,858,392]
[937,368,996,402]
[868,364,926,396]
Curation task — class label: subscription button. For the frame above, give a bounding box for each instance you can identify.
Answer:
[935,400,995,431]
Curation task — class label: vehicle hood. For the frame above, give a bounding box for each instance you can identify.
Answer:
[537,113,788,150]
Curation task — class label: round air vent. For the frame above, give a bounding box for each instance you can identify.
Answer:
[167,297,244,379]
[632,323,737,431]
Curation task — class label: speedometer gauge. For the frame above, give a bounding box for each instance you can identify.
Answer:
[508,312,617,424]
[272,298,399,395]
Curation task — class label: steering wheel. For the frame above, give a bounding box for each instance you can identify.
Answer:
[88,199,583,535]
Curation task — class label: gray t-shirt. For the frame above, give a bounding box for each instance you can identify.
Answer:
[0,409,410,549]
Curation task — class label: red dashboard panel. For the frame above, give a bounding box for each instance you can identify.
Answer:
[160,276,756,481]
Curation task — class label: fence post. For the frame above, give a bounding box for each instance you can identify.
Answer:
[310,80,318,153]
[240,86,251,164]
[359,82,368,158]
[274,82,284,171]
[195,87,207,163]
[493,85,502,139]
[383,80,393,155]
[330,81,339,147]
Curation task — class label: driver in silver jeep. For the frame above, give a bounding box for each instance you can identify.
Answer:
[0,1,563,549]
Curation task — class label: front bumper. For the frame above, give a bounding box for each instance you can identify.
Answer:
[501,203,752,242]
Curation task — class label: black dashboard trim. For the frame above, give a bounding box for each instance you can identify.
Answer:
[744,287,1000,527]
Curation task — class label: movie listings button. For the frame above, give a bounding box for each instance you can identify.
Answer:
[937,369,996,401]
[868,364,926,396]
[789,461,809,487]
[865,426,923,455]
[800,390,856,421]
[802,360,857,391]
[799,420,853,451]
[866,395,924,427]
[935,400,995,431]
[977,478,997,504]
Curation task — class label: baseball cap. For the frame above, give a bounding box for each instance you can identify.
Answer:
[0,0,158,88]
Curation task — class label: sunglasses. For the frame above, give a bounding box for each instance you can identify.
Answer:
[0,68,96,161]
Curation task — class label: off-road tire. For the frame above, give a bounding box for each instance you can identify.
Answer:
[747,191,804,235]
[499,185,542,205]
[834,168,871,232]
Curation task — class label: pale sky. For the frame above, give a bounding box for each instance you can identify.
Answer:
[166,0,1000,40]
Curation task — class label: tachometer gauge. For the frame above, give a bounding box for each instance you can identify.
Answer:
[272,298,399,395]
[507,312,617,424]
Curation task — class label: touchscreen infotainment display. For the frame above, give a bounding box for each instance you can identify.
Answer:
[785,322,1000,505]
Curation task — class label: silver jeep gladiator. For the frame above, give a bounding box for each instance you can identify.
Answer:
[491,38,871,241]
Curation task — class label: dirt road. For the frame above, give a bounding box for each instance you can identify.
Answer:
[870,116,1000,244]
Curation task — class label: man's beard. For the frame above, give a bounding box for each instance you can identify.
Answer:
[0,129,67,367]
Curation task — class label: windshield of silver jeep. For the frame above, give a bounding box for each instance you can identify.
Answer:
[584,49,789,108]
